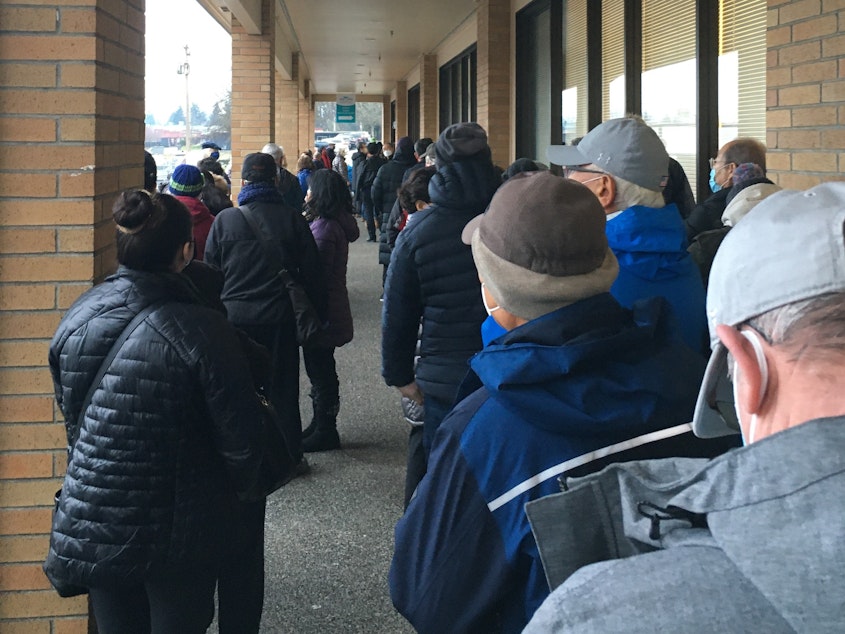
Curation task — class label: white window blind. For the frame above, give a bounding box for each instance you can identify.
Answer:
[563,0,588,140]
[601,0,625,120]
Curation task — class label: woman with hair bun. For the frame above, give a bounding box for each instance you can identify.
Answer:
[44,189,264,633]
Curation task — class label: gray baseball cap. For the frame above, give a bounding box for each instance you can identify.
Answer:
[547,117,669,191]
[692,182,845,437]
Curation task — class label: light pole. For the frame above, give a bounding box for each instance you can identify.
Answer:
[177,45,191,153]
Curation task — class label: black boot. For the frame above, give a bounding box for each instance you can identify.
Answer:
[302,388,318,438]
[302,400,340,453]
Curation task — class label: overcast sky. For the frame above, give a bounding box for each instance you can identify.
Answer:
[145,0,232,124]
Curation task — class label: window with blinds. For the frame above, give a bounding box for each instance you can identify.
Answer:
[562,0,587,141]
[719,0,766,146]
[601,0,625,121]
[641,0,698,187]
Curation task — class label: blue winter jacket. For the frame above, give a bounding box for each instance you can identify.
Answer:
[606,204,708,353]
[381,158,500,403]
[390,294,721,634]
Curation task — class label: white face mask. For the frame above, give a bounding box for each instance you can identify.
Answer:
[481,283,500,316]
[383,150,393,158]
[731,329,769,445]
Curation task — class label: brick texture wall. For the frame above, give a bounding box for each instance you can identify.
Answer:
[476,0,511,167]
[230,0,275,198]
[276,56,302,167]
[766,0,845,188]
[419,54,439,141]
[0,0,146,630]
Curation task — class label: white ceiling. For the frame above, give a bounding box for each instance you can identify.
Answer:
[205,0,479,95]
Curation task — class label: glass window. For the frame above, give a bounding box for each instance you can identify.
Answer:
[562,0,587,142]
[719,0,767,147]
[601,0,625,121]
[641,0,697,185]
[516,2,552,160]
[439,46,477,131]
[408,84,420,141]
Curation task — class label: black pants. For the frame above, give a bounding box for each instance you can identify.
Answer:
[89,567,216,634]
[302,344,339,426]
[217,497,266,634]
[404,425,426,508]
[237,320,303,461]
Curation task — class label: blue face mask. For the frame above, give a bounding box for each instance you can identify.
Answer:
[481,314,507,346]
[210,151,220,161]
[709,167,722,193]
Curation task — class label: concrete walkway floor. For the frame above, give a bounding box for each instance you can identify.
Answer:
[244,232,415,633]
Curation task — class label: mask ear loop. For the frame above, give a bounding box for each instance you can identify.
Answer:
[740,330,769,408]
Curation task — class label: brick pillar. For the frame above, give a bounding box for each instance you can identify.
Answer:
[477,0,511,166]
[230,0,275,197]
[382,95,392,143]
[395,81,408,140]
[420,54,439,139]
[0,1,145,628]
[275,66,300,173]
[766,0,845,189]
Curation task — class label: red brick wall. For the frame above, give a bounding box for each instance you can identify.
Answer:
[476,0,511,167]
[0,0,146,629]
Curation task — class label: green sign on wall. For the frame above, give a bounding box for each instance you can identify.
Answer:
[336,94,356,124]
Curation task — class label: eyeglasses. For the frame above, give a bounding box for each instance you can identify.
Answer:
[709,158,733,171]
[564,166,607,178]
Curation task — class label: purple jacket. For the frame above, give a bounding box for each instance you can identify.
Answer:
[308,211,359,347]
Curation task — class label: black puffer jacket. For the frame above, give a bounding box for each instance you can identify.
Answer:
[45,268,263,596]
[373,148,417,266]
[381,159,500,402]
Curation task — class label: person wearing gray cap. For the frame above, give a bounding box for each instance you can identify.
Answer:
[523,182,845,633]
[389,171,731,634]
[548,117,707,353]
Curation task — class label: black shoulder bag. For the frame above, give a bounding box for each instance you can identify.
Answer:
[239,204,323,345]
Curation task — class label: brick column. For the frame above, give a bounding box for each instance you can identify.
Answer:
[275,65,300,173]
[382,95,392,143]
[231,0,275,196]
[419,54,439,139]
[0,0,145,628]
[766,0,845,189]
[395,81,408,139]
[476,0,511,166]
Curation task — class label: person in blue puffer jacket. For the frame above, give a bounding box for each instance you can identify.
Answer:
[389,172,736,634]
[549,117,708,354]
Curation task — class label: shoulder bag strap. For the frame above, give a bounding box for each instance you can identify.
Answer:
[239,203,287,274]
[70,302,161,450]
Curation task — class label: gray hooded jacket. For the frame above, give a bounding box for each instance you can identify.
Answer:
[524,417,845,633]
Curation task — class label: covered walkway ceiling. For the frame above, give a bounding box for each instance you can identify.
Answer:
[199,0,478,95]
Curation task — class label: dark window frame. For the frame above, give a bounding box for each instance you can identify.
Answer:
[439,44,478,131]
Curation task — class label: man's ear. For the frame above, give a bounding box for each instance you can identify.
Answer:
[596,175,616,210]
[717,324,765,414]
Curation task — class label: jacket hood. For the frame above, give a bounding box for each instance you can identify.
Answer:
[470,293,704,436]
[526,416,845,625]
[722,181,781,227]
[393,137,416,164]
[429,160,500,213]
[606,204,692,282]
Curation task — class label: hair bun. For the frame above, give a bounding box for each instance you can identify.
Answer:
[113,189,154,234]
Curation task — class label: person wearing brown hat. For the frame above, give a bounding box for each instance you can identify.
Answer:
[204,152,326,631]
[381,122,500,505]
[389,171,731,634]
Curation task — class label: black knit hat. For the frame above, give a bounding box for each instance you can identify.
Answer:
[435,122,491,165]
[241,152,277,183]
[168,164,204,197]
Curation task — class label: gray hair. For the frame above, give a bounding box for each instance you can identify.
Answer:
[261,143,284,161]
[747,292,845,362]
[611,173,665,211]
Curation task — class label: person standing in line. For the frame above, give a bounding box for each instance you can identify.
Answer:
[262,142,305,211]
[357,142,387,242]
[168,164,214,260]
[45,190,263,633]
[300,169,360,452]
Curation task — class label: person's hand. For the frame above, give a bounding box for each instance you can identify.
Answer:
[397,382,423,405]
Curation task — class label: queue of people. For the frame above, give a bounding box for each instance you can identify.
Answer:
[46,121,845,633]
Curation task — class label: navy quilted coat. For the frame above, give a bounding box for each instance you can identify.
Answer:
[381,159,500,402]
[44,268,263,595]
